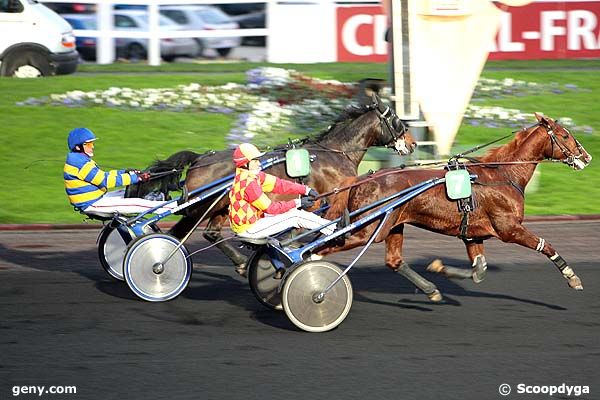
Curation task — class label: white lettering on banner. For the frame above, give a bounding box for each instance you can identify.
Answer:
[491,9,600,54]
[542,11,566,51]
[568,10,597,50]
[337,4,600,61]
[342,14,373,56]
[373,15,388,55]
[341,13,388,56]
[499,11,524,52]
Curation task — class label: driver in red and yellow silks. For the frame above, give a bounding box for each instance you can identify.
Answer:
[228,143,335,241]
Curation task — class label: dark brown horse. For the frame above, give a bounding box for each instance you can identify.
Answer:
[131,98,417,273]
[321,114,592,301]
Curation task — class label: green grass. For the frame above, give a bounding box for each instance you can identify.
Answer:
[0,60,598,223]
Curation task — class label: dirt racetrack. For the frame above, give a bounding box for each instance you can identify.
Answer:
[1,220,598,399]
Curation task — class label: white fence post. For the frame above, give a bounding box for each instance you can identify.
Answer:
[97,0,115,64]
[147,2,161,66]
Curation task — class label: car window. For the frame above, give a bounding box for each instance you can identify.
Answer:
[81,18,97,29]
[115,15,138,28]
[0,0,24,13]
[114,13,179,29]
[158,15,177,27]
[161,10,188,24]
[195,8,231,24]
[64,18,80,29]
[67,18,97,30]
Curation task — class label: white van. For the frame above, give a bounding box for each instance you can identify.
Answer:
[0,0,78,77]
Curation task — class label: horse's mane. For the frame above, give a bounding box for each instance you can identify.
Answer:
[479,125,537,162]
[305,103,373,144]
[147,150,201,172]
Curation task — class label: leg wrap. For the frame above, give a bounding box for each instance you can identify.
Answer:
[203,230,221,243]
[550,253,574,279]
[472,254,487,284]
[536,238,546,252]
[396,262,437,294]
[203,230,247,266]
[550,253,568,272]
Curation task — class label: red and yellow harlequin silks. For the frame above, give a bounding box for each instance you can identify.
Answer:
[228,168,307,234]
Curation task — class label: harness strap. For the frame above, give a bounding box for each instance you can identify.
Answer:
[474,181,525,197]
[459,209,470,241]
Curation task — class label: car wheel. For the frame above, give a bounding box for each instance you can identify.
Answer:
[0,50,52,78]
[216,47,232,57]
[194,39,205,57]
[127,43,146,61]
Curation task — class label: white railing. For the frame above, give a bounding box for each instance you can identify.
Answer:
[40,0,270,65]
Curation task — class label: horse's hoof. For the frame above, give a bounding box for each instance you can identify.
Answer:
[427,290,443,303]
[472,270,486,284]
[426,259,444,274]
[235,264,248,278]
[568,275,583,290]
[471,255,487,283]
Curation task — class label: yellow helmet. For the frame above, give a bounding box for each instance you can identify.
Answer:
[233,143,265,167]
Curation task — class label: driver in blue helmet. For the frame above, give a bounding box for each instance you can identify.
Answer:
[63,127,177,216]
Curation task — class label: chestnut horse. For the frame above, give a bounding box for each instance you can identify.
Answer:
[129,97,416,273]
[321,114,592,302]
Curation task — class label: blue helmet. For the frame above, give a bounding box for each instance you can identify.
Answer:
[68,128,97,150]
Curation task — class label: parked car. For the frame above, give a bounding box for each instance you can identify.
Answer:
[63,11,198,62]
[217,3,264,16]
[232,11,265,46]
[62,14,99,61]
[113,10,198,61]
[42,2,95,14]
[160,5,241,57]
[0,0,78,77]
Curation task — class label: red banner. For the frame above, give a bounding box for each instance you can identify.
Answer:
[489,1,600,59]
[337,6,388,62]
[336,2,600,61]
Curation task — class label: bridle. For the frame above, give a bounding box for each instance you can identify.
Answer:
[370,102,409,153]
[539,120,588,169]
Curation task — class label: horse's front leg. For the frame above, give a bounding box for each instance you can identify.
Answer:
[426,240,487,282]
[202,212,248,275]
[466,241,488,283]
[386,227,443,302]
[497,224,583,290]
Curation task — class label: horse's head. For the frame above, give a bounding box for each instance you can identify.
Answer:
[535,113,592,170]
[371,94,417,155]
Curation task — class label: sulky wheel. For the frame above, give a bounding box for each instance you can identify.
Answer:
[282,260,353,333]
[247,247,284,311]
[98,223,158,281]
[123,233,191,302]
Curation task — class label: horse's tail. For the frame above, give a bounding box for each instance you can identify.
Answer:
[324,176,357,220]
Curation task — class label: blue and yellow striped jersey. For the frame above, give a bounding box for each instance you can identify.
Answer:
[63,152,139,211]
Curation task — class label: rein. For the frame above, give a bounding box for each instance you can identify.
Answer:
[450,133,514,160]
[314,159,552,200]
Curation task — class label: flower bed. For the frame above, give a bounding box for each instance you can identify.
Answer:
[17,67,592,147]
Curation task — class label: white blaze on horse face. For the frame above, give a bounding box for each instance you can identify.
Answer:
[394,138,409,155]
[570,139,591,170]
[573,157,588,171]
[580,145,593,168]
